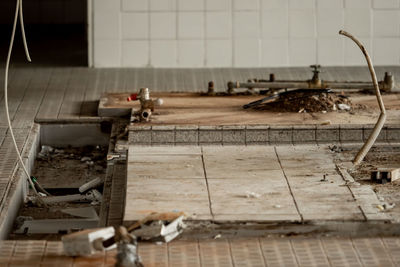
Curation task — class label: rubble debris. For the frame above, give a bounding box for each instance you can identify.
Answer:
[246,89,355,113]
[80,156,92,162]
[61,207,99,219]
[115,226,143,267]
[86,189,103,205]
[214,234,222,239]
[38,145,54,159]
[131,216,186,243]
[62,227,116,256]
[385,203,396,210]
[376,203,395,212]
[377,204,385,211]
[245,191,261,198]
[320,174,328,182]
[371,168,400,184]
[30,176,51,196]
[15,218,98,234]
[160,215,185,243]
[127,211,186,232]
[38,189,103,205]
[41,194,88,204]
[127,212,186,243]
[329,145,343,153]
[338,103,351,111]
[79,177,103,193]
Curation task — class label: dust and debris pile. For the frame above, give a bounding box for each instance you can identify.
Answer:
[253,90,356,113]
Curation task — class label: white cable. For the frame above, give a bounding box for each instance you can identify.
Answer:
[5,0,39,197]
[19,0,31,62]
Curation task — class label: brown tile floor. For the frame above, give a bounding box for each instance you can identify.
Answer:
[1,237,400,266]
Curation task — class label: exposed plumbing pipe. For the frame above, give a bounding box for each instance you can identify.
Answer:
[339,30,386,166]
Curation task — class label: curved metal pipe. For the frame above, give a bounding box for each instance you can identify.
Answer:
[339,30,386,166]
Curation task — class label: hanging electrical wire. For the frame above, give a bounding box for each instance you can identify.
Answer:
[4,0,44,204]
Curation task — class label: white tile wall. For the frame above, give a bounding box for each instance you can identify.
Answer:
[122,0,148,11]
[150,0,176,11]
[178,0,204,11]
[206,0,232,11]
[206,12,232,39]
[93,0,400,67]
[234,0,259,10]
[373,10,400,37]
[318,38,344,65]
[233,11,260,38]
[262,9,288,38]
[373,0,399,8]
[150,40,177,67]
[206,40,232,67]
[94,40,121,67]
[150,13,176,39]
[344,8,372,37]
[122,13,149,39]
[178,12,205,39]
[122,40,149,67]
[262,0,288,9]
[317,8,344,37]
[289,9,316,38]
[344,37,371,65]
[289,38,317,66]
[234,39,261,67]
[262,39,289,66]
[373,38,400,65]
[178,40,205,67]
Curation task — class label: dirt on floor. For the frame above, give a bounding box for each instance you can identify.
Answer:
[253,90,363,113]
[15,146,107,221]
[102,92,400,126]
[32,146,107,189]
[341,146,400,222]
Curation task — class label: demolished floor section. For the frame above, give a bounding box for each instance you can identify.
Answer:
[125,145,390,225]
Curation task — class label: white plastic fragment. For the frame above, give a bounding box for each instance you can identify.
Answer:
[160,215,186,243]
[245,191,261,199]
[338,103,351,111]
[62,227,116,256]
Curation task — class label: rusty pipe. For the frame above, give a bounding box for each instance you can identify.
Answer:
[339,30,386,166]
[228,79,393,91]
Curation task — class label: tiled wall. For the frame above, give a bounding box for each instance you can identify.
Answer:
[93,0,400,67]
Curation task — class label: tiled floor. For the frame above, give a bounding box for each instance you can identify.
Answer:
[125,145,388,223]
[1,237,400,266]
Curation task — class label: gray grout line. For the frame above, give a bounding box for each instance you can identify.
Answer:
[273,146,303,223]
[336,165,368,222]
[380,236,397,267]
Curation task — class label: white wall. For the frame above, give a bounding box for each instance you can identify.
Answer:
[93,0,400,67]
